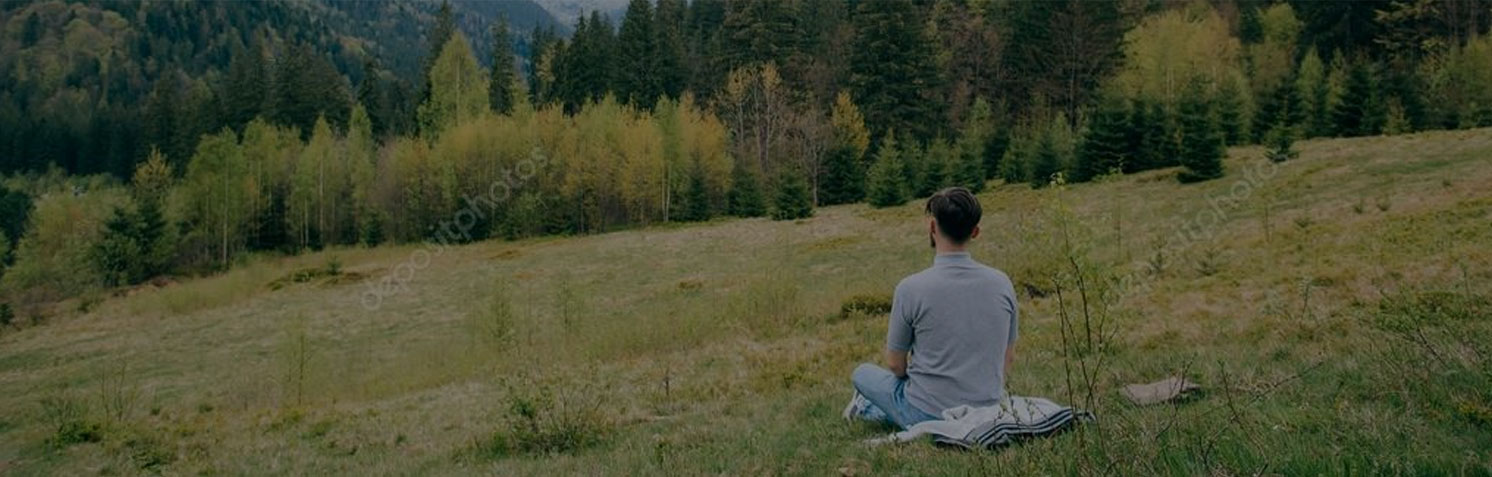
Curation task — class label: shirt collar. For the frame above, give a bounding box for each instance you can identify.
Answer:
[934,251,973,266]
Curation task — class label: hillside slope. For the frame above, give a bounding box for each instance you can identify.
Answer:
[0,130,1489,474]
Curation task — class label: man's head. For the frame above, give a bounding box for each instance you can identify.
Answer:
[925,187,982,250]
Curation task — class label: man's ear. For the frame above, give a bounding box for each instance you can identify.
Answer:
[970,225,981,240]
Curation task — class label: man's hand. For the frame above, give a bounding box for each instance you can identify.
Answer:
[886,349,909,378]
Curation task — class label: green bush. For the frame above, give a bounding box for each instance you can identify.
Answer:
[91,197,174,287]
[866,133,907,208]
[1,179,126,303]
[487,376,611,456]
[39,394,103,448]
[840,293,892,319]
[770,168,814,221]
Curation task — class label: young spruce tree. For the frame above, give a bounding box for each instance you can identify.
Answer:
[1177,81,1226,183]
[1073,93,1130,182]
[727,161,766,217]
[866,132,908,208]
[771,167,814,220]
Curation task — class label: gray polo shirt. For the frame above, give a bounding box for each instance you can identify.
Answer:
[887,251,1019,415]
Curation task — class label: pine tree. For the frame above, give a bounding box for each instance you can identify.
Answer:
[818,145,863,205]
[1216,76,1250,145]
[998,132,1029,185]
[1263,120,1299,163]
[680,160,713,222]
[953,135,986,193]
[866,133,907,208]
[654,0,688,101]
[272,43,351,138]
[1002,0,1124,121]
[915,139,953,198]
[1177,81,1226,183]
[727,161,766,217]
[1028,130,1062,189]
[358,59,392,138]
[93,206,144,287]
[850,0,943,141]
[819,92,870,205]
[721,0,799,71]
[488,18,517,115]
[617,0,661,108]
[144,74,186,169]
[771,167,814,220]
[223,44,268,133]
[962,97,1001,181]
[1073,93,1130,182]
[421,1,458,104]
[1332,59,1384,137]
[1254,78,1305,142]
[1131,101,1180,173]
[1296,48,1330,138]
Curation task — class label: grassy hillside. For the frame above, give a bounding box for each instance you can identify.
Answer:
[1,129,1489,475]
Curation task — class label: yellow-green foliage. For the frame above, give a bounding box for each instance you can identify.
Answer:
[367,97,734,242]
[1,177,126,301]
[1116,3,1243,105]
[174,129,254,269]
[1425,34,1492,127]
[1247,3,1303,92]
[418,31,490,136]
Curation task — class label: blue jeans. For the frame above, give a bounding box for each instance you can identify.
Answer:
[850,363,939,429]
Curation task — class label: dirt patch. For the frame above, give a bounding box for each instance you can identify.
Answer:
[806,236,862,252]
[490,249,523,261]
[268,265,372,290]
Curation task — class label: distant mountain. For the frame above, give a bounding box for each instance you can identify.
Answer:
[318,0,568,77]
[0,0,565,176]
[532,0,630,27]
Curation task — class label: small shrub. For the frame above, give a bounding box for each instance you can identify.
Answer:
[470,277,516,346]
[1455,397,1492,428]
[487,375,611,457]
[1375,194,1392,212]
[39,394,103,447]
[1145,247,1168,278]
[279,314,313,408]
[840,293,892,319]
[125,434,175,471]
[676,278,704,292]
[97,362,141,424]
[1194,247,1223,277]
[267,263,345,290]
[0,303,12,328]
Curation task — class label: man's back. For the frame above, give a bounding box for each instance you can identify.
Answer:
[887,252,1018,414]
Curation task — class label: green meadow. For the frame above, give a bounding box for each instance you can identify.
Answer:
[1,129,1490,475]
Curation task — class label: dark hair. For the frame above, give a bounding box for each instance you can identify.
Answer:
[925,187,982,244]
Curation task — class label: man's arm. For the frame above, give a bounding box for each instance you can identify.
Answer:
[886,349,908,378]
[886,283,914,379]
[1004,342,1016,376]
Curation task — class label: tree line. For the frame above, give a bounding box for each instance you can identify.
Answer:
[2,0,1492,312]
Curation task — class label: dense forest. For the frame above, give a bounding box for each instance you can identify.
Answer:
[1,0,1491,316]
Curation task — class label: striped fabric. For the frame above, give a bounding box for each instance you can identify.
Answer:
[864,396,1093,450]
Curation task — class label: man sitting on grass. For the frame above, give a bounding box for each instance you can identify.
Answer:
[847,187,1019,429]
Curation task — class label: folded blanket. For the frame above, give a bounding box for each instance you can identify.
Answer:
[864,396,1094,450]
